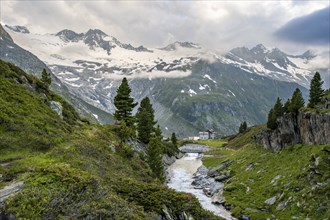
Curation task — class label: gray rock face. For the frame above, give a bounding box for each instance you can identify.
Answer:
[257,111,330,151]
[162,154,177,166]
[0,181,24,203]
[49,101,63,118]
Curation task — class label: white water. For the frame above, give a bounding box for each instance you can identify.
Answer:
[167,153,234,220]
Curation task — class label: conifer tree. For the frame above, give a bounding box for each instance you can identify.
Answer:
[171,132,177,147]
[155,125,163,140]
[283,99,291,113]
[114,78,137,127]
[289,88,305,113]
[41,68,51,89]
[238,121,247,133]
[146,137,164,180]
[267,108,277,130]
[273,97,284,117]
[116,120,134,143]
[308,72,324,108]
[136,97,156,144]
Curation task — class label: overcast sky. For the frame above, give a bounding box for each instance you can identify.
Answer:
[1,1,329,55]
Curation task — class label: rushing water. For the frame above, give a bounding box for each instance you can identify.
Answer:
[167,153,234,220]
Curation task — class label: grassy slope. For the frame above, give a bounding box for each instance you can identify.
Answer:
[201,128,330,219]
[0,60,220,219]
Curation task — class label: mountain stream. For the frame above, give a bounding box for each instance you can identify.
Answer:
[166,152,234,220]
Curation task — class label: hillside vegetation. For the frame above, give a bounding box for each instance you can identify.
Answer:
[0,60,220,219]
[202,128,330,219]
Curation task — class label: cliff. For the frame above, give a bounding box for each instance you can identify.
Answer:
[257,111,330,151]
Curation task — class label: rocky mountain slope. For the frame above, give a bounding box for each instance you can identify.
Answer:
[0,24,113,124]
[257,110,330,151]
[0,61,219,219]
[4,25,320,137]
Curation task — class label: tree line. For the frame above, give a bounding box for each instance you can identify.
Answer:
[267,72,327,130]
[113,77,178,180]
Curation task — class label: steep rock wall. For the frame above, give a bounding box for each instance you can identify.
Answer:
[257,111,330,151]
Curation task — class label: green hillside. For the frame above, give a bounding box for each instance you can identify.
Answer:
[0,60,219,219]
[201,128,330,219]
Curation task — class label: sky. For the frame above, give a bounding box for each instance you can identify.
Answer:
[1,1,329,55]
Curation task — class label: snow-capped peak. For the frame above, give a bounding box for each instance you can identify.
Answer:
[5,25,30,34]
[160,41,201,51]
[251,43,269,54]
[56,29,84,42]
[85,29,108,37]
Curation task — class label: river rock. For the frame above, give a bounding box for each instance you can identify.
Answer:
[211,192,225,205]
[162,154,177,166]
[191,176,211,188]
[193,165,208,177]
[215,173,231,182]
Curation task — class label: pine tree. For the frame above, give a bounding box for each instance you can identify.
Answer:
[136,97,156,144]
[308,72,324,108]
[289,88,305,113]
[116,120,134,143]
[155,125,163,141]
[238,121,247,133]
[273,97,284,117]
[243,121,247,131]
[283,99,291,113]
[267,108,277,130]
[171,132,177,147]
[114,78,137,127]
[146,137,164,180]
[41,68,51,89]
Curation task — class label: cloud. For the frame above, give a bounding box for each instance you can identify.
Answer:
[275,6,330,45]
[0,1,329,54]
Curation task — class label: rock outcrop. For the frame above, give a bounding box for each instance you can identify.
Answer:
[257,111,330,151]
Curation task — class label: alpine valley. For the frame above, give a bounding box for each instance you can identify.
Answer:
[1,24,326,137]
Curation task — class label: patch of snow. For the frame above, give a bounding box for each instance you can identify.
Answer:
[64,82,82,87]
[228,90,236,97]
[7,45,14,49]
[203,74,216,83]
[92,114,99,120]
[57,71,74,76]
[181,90,185,93]
[64,77,80,82]
[188,88,197,96]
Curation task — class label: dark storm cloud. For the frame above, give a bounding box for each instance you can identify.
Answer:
[275,6,330,45]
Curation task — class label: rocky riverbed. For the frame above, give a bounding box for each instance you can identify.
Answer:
[166,151,235,220]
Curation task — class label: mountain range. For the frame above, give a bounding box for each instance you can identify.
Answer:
[1,24,325,137]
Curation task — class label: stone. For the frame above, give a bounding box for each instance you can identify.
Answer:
[0,181,24,203]
[271,175,281,184]
[49,101,63,118]
[214,173,231,182]
[193,165,208,177]
[162,154,176,166]
[241,215,250,220]
[264,196,276,205]
[211,192,225,205]
[207,160,233,177]
[256,111,330,151]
